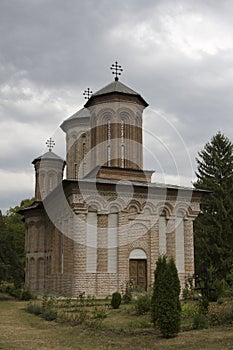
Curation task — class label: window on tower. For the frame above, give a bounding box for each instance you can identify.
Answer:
[107,119,111,166]
[49,175,53,192]
[121,119,125,168]
[82,142,86,176]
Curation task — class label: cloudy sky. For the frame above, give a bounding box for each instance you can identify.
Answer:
[1,0,233,212]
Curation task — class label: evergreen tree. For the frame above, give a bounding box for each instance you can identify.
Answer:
[194,132,233,284]
[151,256,181,338]
[151,255,167,325]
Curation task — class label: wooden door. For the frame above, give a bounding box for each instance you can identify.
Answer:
[129,259,147,290]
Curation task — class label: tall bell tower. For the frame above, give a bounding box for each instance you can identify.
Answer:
[84,62,148,172]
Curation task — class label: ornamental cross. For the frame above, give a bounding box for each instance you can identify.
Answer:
[110,61,123,81]
[83,88,93,100]
[46,137,55,152]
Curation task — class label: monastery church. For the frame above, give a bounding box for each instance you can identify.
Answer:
[21,63,205,297]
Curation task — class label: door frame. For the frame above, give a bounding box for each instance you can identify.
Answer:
[129,258,147,291]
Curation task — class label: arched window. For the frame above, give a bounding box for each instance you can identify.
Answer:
[39,173,45,196]
[121,119,125,168]
[82,142,86,176]
[49,175,53,192]
[107,119,111,166]
[81,133,87,177]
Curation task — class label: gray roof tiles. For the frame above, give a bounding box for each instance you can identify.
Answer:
[32,151,64,164]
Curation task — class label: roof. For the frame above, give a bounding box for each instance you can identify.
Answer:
[32,151,65,164]
[85,80,148,107]
[64,107,90,122]
[60,107,90,132]
[63,177,208,193]
[94,80,139,96]
[18,201,44,215]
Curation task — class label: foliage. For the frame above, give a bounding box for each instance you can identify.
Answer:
[181,302,199,317]
[134,293,151,315]
[151,256,181,338]
[92,306,107,320]
[42,308,58,321]
[23,296,233,336]
[192,312,208,330]
[0,199,34,287]
[27,302,43,315]
[0,281,34,300]
[194,132,233,284]
[121,280,133,304]
[151,255,167,324]
[182,275,196,300]
[111,292,122,309]
[208,301,233,326]
[26,297,108,328]
[198,295,209,315]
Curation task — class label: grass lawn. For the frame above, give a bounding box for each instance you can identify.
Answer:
[1,296,233,350]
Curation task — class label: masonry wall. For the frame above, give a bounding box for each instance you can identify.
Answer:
[25,186,199,297]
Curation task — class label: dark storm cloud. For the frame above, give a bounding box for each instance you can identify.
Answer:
[1,0,233,211]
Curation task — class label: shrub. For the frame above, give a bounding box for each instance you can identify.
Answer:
[134,294,151,315]
[19,286,33,301]
[208,302,233,326]
[199,295,209,315]
[121,280,133,304]
[27,302,42,315]
[151,256,167,324]
[181,302,199,318]
[193,312,208,329]
[42,295,56,309]
[74,309,88,324]
[0,282,34,300]
[111,292,121,309]
[151,256,181,338]
[92,306,107,320]
[42,308,57,321]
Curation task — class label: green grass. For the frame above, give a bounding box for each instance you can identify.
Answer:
[1,297,233,349]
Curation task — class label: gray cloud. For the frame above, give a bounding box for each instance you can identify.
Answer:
[1,0,233,211]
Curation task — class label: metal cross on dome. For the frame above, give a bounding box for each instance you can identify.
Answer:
[110,61,123,81]
[46,137,55,152]
[83,88,93,100]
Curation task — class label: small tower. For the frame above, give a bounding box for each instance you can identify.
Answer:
[60,107,91,179]
[32,138,66,201]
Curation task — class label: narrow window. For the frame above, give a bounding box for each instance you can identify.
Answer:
[82,143,86,176]
[121,119,124,143]
[74,163,78,179]
[121,119,125,168]
[40,174,45,196]
[49,175,53,192]
[121,145,125,168]
[107,119,111,145]
[107,119,111,166]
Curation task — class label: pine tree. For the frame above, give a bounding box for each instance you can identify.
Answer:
[194,132,233,284]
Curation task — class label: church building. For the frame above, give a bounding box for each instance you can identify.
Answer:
[21,63,205,297]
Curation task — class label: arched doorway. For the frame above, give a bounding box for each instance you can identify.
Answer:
[129,249,147,290]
